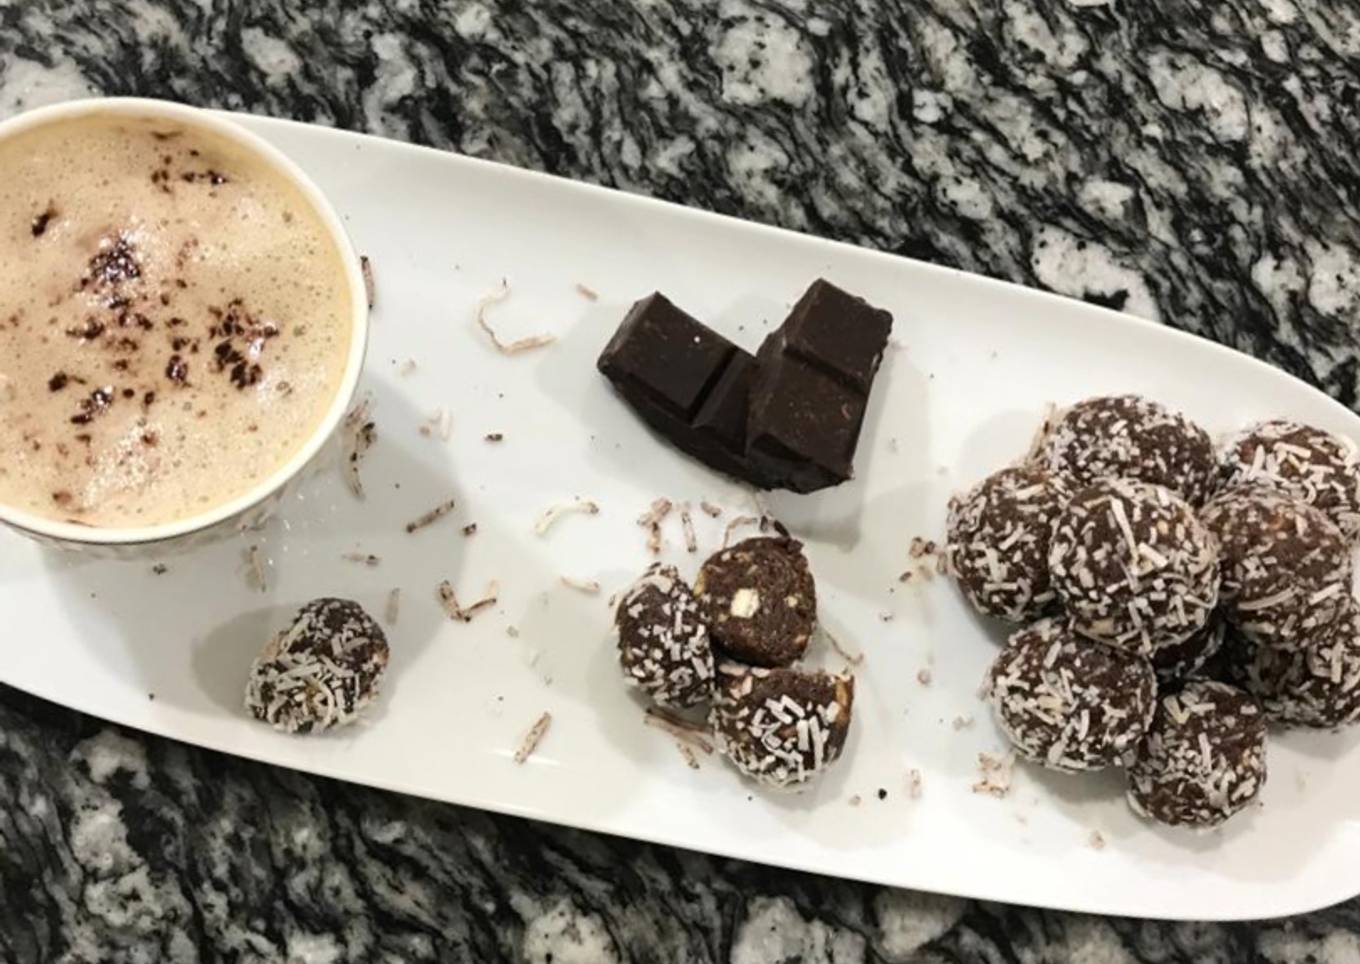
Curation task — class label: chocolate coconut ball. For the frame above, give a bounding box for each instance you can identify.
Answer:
[987,619,1156,772]
[1220,419,1360,538]
[1200,490,1352,652]
[1218,613,1360,729]
[1152,614,1226,685]
[1040,394,1217,506]
[1048,478,1219,655]
[694,537,816,667]
[946,465,1072,623]
[245,598,390,734]
[614,563,715,707]
[1127,680,1266,828]
[711,662,854,790]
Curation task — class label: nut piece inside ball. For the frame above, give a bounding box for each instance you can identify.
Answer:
[1048,478,1219,655]
[711,662,854,790]
[1201,489,1351,652]
[946,465,1071,623]
[1220,419,1360,538]
[1041,394,1217,506]
[245,598,390,734]
[987,618,1156,772]
[1127,680,1266,828]
[614,563,715,708]
[694,536,816,667]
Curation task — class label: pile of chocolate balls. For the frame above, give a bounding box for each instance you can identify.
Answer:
[947,395,1360,828]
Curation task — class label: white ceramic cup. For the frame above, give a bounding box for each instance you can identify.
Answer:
[0,98,369,556]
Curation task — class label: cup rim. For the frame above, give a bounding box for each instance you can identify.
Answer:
[0,97,369,546]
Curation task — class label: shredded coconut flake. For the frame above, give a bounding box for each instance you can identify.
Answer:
[514,711,553,763]
[437,579,499,622]
[560,575,601,595]
[475,280,556,354]
[406,497,458,533]
[535,498,600,535]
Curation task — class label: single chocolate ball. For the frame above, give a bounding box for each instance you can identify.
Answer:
[694,536,816,667]
[987,618,1156,772]
[1220,419,1360,538]
[946,465,1071,623]
[711,662,854,790]
[245,598,390,734]
[1218,611,1360,729]
[1040,394,1217,506]
[1127,681,1266,828]
[1201,489,1352,652]
[1049,478,1219,655]
[614,563,715,707]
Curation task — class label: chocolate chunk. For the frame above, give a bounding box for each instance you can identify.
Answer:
[598,293,764,481]
[694,536,817,667]
[746,280,892,492]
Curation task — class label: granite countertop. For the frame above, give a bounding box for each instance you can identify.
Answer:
[3,1,1360,960]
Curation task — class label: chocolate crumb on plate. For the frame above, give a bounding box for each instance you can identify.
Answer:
[1048,478,1218,655]
[986,618,1156,772]
[614,563,715,708]
[1220,419,1360,537]
[1127,680,1266,828]
[1201,489,1351,651]
[695,536,816,667]
[244,598,390,734]
[711,662,854,790]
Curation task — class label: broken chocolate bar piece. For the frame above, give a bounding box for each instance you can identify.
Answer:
[598,293,765,481]
[747,280,893,492]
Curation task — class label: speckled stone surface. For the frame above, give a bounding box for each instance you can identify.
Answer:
[4,0,1360,960]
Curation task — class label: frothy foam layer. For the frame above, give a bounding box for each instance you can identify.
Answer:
[0,112,353,528]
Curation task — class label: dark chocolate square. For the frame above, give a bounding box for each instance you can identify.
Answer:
[747,333,868,492]
[598,293,763,479]
[780,279,893,392]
